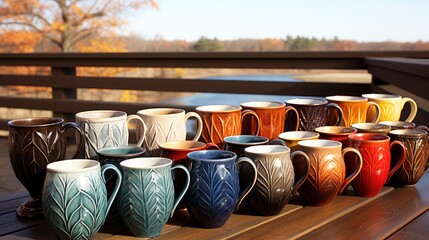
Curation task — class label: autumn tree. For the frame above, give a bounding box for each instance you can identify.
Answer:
[193,37,224,51]
[0,0,158,52]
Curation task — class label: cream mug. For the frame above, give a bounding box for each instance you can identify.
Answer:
[362,93,417,122]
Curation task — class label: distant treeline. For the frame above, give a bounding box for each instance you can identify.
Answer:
[118,35,429,52]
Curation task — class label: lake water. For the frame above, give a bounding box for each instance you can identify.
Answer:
[201,74,301,82]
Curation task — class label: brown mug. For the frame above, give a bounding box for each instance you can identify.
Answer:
[315,126,357,148]
[295,139,363,206]
[241,101,299,139]
[388,129,429,187]
[8,117,84,217]
[196,105,260,149]
[285,98,343,131]
[351,123,391,135]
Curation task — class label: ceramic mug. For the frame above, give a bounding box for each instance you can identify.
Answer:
[196,105,260,149]
[351,123,391,135]
[75,110,145,159]
[159,140,219,165]
[388,129,429,187]
[295,139,363,206]
[240,101,299,139]
[326,96,380,127]
[118,158,190,237]
[42,159,121,240]
[186,150,257,228]
[278,131,320,152]
[285,98,343,131]
[379,121,416,130]
[223,135,270,158]
[347,133,406,197]
[8,117,84,217]
[362,93,417,122]
[242,145,310,215]
[137,108,203,157]
[315,126,357,148]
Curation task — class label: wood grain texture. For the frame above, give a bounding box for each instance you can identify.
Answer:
[388,210,429,240]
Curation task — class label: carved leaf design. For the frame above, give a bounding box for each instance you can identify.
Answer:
[199,112,241,148]
[42,172,107,240]
[143,119,184,157]
[297,106,325,131]
[187,161,238,228]
[119,167,173,237]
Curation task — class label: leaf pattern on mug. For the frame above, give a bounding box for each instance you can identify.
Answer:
[143,120,184,157]
[200,112,240,148]
[295,106,325,131]
[187,161,238,227]
[389,136,428,185]
[341,102,366,127]
[42,172,108,240]
[119,167,173,237]
[298,151,344,205]
[252,155,294,210]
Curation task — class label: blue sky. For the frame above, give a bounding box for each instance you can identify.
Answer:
[125,0,429,42]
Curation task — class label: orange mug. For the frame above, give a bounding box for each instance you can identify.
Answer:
[326,96,380,127]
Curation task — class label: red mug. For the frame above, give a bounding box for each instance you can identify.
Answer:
[347,133,406,197]
[159,140,219,165]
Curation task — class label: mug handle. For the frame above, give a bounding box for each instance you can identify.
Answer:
[340,147,363,194]
[185,112,203,141]
[268,138,287,146]
[290,151,310,196]
[326,103,344,126]
[416,125,429,172]
[241,110,261,136]
[366,101,380,123]
[101,164,122,216]
[401,97,418,122]
[204,142,220,150]
[61,122,85,159]
[235,157,258,211]
[170,164,190,218]
[387,140,407,182]
[285,106,300,131]
[127,114,146,147]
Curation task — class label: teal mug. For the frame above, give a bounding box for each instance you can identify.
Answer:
[118,157,190,238]
[42,159,121,240]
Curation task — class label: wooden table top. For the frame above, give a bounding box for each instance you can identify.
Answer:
[1,172,429,239]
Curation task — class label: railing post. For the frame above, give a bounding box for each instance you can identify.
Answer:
[51,67,77,123]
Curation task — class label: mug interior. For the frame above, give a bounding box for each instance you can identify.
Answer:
[224,135,269,145]
[326,95,366,102]
[298,139,342,148]
[285,98,327,105]
[8,117,63,127]
[76,110,126,121]
[351,123,390,131]
[245,145,289,154]
[187,150,236,161]
[379,121,416,129]
[389,129,428,137]
[47,159,99,173]
[315,126,357,135]
[362,93,401,100]
[120,157,171,169]
[160,141,206,150]
[279,131,319,140]
[196,105,241,112]
[138,108,183,116]
[240,101,285,108]
[97,146,146,156]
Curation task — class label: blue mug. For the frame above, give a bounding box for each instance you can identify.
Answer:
[186,150,257,228]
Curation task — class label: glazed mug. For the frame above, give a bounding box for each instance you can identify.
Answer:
[351,123,391,135]
[159,140,219,165]
[315,126,357,148]
[96,146,146,222]
[223,135,270,158]
[278,131,320,152]
[42,159,121,240]
[388,129,429,187]
[240,101,298,139]
[8,117,84,217]
[326,96,380,127]
[295,139,363,206]
[196,105,260,149]
[242,145,310,215]
[285,98,343,131]
[186,150,257,228]
[362,93,417,122]
[347,133,406,197]
[75,110,145,159]
[118,158,190,237]
[137,108,203,157]
[379,121,416,130]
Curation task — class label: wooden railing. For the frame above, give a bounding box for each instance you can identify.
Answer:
[0,51,428,131]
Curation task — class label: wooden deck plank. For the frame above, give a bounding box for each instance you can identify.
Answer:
[0,194,28,215]
[297,173,429,240]
[388,211,429,240]
[229,186,393,240]
[0,211,45,237]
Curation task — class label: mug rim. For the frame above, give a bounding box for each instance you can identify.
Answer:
[351,123,391,132]
[75,110,127,122]
[389,129,428,137]
[285,98,327,106]
[279,131,320,140]
[348,133,390,142]
[244,144,290,155]
[240,101,286,109]
[137,108,185,117]
[298,139,342,148]
[159,140,206,151]
[120,157,172,169]
[47,159,99,173]
[187,150,236,162]
[315,126,357,135]
[326,95,367,102]
[8,117,64,128]
[379,121,416,128]
[96,146,146,157]
[224,135,269,145]
[362,93,402,101]
[196,104,242,113]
